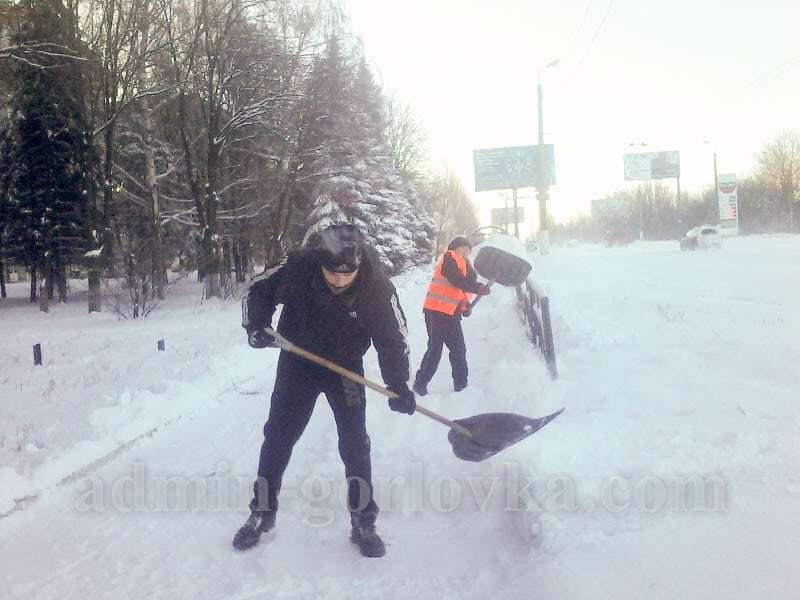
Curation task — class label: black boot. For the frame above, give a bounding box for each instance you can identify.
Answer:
[350,516,386,558]
[232,510,276,551]
[454,381,467,392]
[412,380,428,396]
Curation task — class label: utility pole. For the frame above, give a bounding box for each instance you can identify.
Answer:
[536,59,559,254]
[713,152,719,194]
[536,80,548,250]
[512,188,520,238]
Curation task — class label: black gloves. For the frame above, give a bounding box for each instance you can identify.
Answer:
[387,382,416,415]
[475,283,491,296]
[247,327,277,349]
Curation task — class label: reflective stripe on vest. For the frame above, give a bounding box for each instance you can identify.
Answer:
[423,251,470,316]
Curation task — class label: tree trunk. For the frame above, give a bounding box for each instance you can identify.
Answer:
[139,17,167,301]
[232,240,248,283]
[38,266,49,313]
[88,261,101,313]
[30,268,37,302]
[46,261,54,301]
[144,109,166,300]
[102,125,116,272]
[56,261,67,302]
[126,254,139,318]
[220,239,232,292]
[0,260,6,299]
[241,241,252,280]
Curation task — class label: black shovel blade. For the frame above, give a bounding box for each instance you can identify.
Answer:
[473,245,532,287]
[447,408,564,462]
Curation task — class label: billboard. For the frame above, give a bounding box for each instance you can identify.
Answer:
[491,206,525,227]
[474,145,555,192]
[623,151,680,180]
[717,173,739,235]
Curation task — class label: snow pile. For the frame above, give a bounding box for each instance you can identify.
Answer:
[0,234,798,599]
[475,233,530,263]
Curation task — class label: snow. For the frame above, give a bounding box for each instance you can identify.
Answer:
[0,467,32,514]
[476,232,530,263]
[1,234,799,599]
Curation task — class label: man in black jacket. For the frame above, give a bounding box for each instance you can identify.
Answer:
[234,224,416,557]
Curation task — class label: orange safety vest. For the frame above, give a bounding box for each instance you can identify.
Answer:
[423,251,474,316]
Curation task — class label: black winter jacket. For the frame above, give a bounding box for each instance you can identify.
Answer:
[243,247,410,388]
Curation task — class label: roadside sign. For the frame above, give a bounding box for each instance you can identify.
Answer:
[474,145,555,192]
[623,151,680,180]
[491,206,525,227]
[718,173,739,235]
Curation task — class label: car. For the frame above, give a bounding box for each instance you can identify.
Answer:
[605,229,632,247]
[680,225,722,251]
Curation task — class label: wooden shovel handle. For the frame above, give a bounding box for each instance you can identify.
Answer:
[265,327,472,437]
[469,278,495,308]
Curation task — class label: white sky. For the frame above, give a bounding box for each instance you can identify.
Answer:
[344,0,800,231]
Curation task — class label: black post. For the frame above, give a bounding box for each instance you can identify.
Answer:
[33,343,42,366]
[158,339,165,352]
[541,297,558,379]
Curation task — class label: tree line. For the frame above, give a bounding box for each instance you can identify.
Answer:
[0,0,479,315]
[551,130,800,245]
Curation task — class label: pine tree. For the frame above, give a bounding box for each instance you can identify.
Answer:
[4,0,92,309]
[300,40,434,274]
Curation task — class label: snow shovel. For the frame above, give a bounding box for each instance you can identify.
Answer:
[473,244,532,287]
[468,242,533,309]
[265,328,563,462]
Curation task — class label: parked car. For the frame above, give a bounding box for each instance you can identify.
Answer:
[680,225,722,251]
[605,229,632,247]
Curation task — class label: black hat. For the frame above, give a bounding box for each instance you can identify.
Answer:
[313,223,364,273]
[447,236,471,251]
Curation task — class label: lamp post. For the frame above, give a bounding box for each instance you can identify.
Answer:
[703,140,719,197]
[536,59,560,254]
[629,142,650,240]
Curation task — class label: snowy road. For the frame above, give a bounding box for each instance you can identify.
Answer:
[2,235,799,599]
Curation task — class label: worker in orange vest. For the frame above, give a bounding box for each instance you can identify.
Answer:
[412,237,490,395]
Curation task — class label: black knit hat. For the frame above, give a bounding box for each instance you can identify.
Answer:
[447,236,471,251]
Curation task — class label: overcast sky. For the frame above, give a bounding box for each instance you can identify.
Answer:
[343,0,800,231]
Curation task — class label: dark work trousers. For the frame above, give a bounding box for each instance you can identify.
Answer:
[414,309,467,388]
[251,351,378,525]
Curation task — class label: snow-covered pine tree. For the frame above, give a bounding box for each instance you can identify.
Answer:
[299,39,434,275]
[303,191,358,244]
[3,0,92,310]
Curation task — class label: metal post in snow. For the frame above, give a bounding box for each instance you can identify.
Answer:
[512,188,520,238]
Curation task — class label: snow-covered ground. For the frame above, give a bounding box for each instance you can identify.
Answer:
[1,235,798,599]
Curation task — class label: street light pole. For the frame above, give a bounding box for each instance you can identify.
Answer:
[536,59,559,254]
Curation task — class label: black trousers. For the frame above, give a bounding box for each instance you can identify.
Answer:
[251,351,378,525]
[415,309,467,388]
